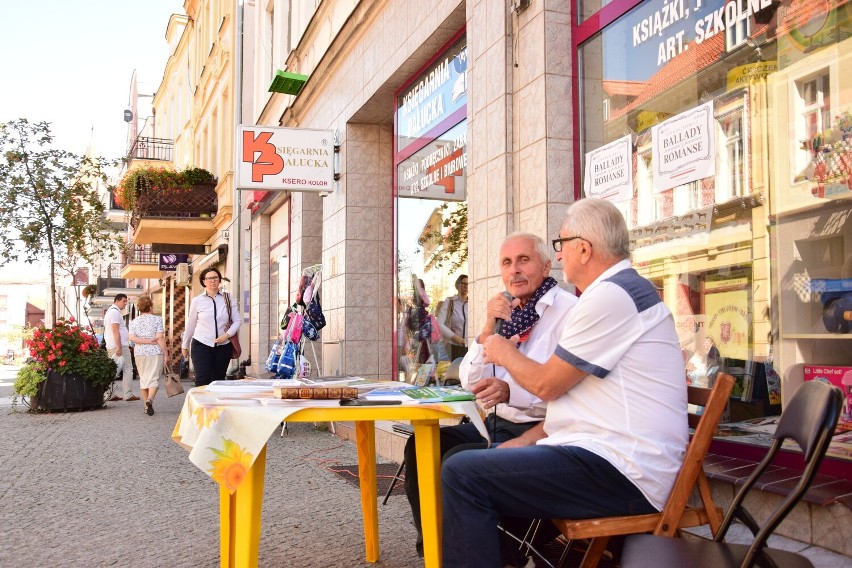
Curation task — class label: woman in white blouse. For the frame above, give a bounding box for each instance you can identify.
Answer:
[128,296,166,416]
[181,268,241,386]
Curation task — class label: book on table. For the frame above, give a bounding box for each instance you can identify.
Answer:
[402,385,476,403]
[361,382,417,401]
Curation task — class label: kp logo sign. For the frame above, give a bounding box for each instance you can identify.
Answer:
[238,126,334,193]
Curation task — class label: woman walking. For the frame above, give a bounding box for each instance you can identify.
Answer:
[182,268,241,387]
[128,296,166,416]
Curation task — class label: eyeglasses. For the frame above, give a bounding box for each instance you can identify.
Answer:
[552,236,586,252]
[204,276,221,282]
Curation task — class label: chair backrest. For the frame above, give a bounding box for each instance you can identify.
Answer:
[441,356,464,386]
[654,372,735,536]
[712,379,842,567]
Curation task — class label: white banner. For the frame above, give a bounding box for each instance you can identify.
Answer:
[652,102,715,193]
[237,126,334,192]
[583,134,633,201]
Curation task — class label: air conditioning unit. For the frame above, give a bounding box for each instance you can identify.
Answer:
[176,263,191,286]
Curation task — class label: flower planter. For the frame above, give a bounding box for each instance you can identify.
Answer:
[29,370,106,412]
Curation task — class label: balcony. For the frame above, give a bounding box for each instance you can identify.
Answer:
[120,245,162,280]
[127,136,173,163]
[130,181,218,245]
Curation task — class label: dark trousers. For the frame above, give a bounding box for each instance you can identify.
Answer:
[442,445,656,568]
[403,415,539,537]
[191,339,233,387]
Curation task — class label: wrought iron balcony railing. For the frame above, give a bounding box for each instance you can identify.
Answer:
[124,245,158,265]
[127,136,173,162]
[129,181,218,231]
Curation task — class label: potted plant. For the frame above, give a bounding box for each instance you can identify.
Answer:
[113,165,215,210]
[81,284,98,299]
[14,318,117,412]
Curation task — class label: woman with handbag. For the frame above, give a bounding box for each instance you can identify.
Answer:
[128,296,166,416]
[182,268,241,387]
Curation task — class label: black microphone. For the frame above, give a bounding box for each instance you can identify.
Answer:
[493,291,514,336]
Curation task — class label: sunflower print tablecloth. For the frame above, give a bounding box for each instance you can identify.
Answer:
[172,385,487,494]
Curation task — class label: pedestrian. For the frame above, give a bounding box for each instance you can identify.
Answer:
[404,233,577,558]
[182,268,240,387]
[105,293,140,403]
[436,274,469,361]
[442,198,688,567]
[128,296,166,416]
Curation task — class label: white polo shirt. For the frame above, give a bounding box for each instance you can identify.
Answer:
[461,285,578,423]
[103,305,129,348]
[541,260,687,510]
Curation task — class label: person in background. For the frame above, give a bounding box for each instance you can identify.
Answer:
[441,198,688,567]
[404,233,577,558]
[436,274,469,361]
[105,293,140,403]
[128,296,166,416]
[182,268,240,387]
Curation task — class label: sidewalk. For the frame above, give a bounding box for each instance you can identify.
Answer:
[0,382,421,567]
[1,377,850,567]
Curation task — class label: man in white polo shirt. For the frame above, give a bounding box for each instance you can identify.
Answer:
[441,198,688,568]
[104,294,140,402]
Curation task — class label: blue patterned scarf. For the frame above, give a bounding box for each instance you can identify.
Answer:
[497,277,558,341]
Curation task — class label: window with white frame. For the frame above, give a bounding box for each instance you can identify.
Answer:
[725,0,750,51]
[794,70,831,180]
[717,109,745,199]
[636,151,662,226]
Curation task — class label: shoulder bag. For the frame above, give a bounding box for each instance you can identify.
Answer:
[164,363,185,397]
[224,292,242,359]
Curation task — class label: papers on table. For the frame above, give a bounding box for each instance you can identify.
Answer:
[361,383,417,401]
[214,397,262,406]
[206,380,276,394]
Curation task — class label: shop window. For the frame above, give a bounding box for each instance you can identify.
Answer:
[673,181,701,216]
[794,71,831,181]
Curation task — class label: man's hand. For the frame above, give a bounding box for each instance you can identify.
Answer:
[497,422,546,449]
[182,348,189,358]
[479,293,518,339]
[482,333,520,367]
[470,378,509,410]
[215,334,230,345]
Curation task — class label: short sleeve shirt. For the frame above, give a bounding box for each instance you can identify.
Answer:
[129,314,164,356]
[540,260,688,510]
[104,305,129,348]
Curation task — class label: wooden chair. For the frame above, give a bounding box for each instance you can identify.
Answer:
[552,372,736,568]
[620,379,842,568]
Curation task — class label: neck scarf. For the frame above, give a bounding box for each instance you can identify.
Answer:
[498,277,558,342]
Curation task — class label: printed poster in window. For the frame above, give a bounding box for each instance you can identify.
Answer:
[652,102,716,193]
[583,135,632,201]
[704,289,750,361]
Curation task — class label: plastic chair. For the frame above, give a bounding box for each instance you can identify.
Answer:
[620,379,842,568]
[551,373,736,568]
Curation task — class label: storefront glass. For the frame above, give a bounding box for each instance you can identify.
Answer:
[577,0,852,452]
[394,33,468,383]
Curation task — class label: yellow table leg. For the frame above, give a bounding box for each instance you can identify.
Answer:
[220,444,267,568]
[413,419,442,568]
[355,421,379,562]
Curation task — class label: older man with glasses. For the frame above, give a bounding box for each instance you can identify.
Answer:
[440,198,688,568]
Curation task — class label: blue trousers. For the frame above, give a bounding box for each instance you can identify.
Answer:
[190,339,233,387]
[441,445,656,568]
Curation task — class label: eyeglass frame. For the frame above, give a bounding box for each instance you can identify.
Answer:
[204,276,221,281]
[552,236,587,252]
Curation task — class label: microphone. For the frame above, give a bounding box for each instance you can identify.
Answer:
[493,291,514,336]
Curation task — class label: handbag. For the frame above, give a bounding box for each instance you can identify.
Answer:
[164,363,184,397]
[224,292,242,359]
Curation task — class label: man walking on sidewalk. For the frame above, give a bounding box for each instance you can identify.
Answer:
[105,293,140,402]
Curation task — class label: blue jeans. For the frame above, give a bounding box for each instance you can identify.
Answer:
[441,445,656,568]
[191,339,233,387]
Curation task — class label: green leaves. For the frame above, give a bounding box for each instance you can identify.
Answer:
[0,118,122,324]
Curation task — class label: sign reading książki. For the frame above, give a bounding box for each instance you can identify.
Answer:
[237,126,335,193]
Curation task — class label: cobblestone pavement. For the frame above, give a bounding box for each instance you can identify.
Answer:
[0,370,421,568]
